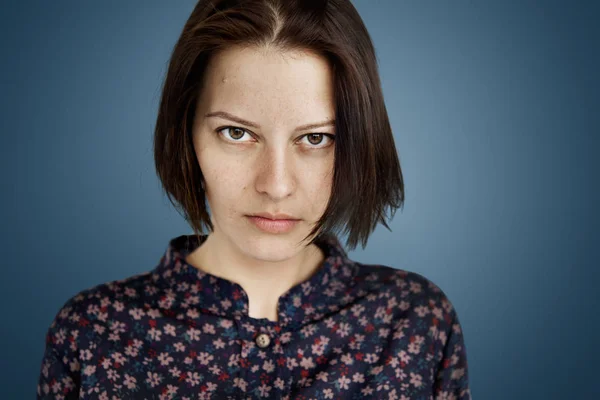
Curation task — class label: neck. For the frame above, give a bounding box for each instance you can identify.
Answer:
[185,232,325,322]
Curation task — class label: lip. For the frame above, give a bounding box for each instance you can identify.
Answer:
[247,215,300,234]
[250,212,300,221]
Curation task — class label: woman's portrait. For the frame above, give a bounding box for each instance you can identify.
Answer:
[1,0,597,399]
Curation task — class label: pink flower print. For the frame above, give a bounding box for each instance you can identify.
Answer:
[123,374,137,390]
[202,323,216,334]
[258,383,272,397]
[306,304,318,316]
[364,353,379,364]
[432,306,444,320]
[147,308,161,318]
[263,359,275,373]
[124,344,139,357]
[186,327,201,341]
[233,377,247,392]
[185,371,201,386]
[165,384,178,395]
[173,342,185,352]
[409,281,422,293]
[163,324,176,336]
[112,300,125,312]
[227,353,240,368]
[83,365,96,376]
[337,322,351,337]
[274,377,285,390]
[361,386,374,396]
[168,367,181,377]
[80,349,93,361]
[451,367,466,380]
[337,375,351,390]
[148,327,162,341]
[101,357,112,369]
[409,372,423,388]
[436,391,458,400]
[341,353,354,365]
[301,324,317,337]
[315,371,329,382]
[146,371,162,387]
[197,352,213,365]
[219,319,234,329]
[220,298,232,310]
[106,369,120,381]
[398,350,411,364]
[158,352,174,366]
[286,357,299,370]
[414,305,430,317]
[300,357,315,369]
[378,327,390,338]
[374,306,386,319]
[293,296,302,307]
[93,324,106,335]
[407,341,421,354]
[111,352,126,365]
[350,303,365,316]
[110,321,127,334]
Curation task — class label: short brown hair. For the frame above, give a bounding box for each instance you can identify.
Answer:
[153,0,404,250]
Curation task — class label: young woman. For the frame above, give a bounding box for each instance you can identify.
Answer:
[38,1,471,398]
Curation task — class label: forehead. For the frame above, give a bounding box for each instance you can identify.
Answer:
[199,46,335,125]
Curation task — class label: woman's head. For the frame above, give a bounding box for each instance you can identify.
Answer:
[154,0,404,252]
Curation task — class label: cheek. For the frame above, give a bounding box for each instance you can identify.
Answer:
[200,157,249,210]
[307,165,334,207]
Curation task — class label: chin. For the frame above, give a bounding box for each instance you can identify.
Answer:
[238,230,305,261]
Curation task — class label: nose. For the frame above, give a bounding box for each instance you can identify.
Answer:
[254,145,296,201]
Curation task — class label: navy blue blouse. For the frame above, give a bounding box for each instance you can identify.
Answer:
[38,233,471,399]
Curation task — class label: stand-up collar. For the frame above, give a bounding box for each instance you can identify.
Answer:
[151,233,358,330]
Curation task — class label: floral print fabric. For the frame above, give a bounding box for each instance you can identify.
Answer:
[38,233,471,399]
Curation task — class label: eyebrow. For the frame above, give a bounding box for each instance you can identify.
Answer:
[205,111,335,132]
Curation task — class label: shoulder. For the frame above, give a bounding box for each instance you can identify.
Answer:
[43,269,155,353]
[352,262,463,329]
[354,262,454,303]
[351,262,470,391]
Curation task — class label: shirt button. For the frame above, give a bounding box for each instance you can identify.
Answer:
[255,333,271,348]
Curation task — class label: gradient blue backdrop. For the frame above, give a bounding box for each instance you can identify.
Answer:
[1,1,598,398]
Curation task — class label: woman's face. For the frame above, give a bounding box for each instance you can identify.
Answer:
[191,45,335,262]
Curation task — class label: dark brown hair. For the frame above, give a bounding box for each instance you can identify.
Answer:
[153,0,404,250]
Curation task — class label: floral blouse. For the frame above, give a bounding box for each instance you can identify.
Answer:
[37,233,471,399]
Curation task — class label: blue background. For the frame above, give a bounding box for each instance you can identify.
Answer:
[1,1,598,398]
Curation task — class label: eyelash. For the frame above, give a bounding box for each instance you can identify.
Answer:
[216,126,335,149]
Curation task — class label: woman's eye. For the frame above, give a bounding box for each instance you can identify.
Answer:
[218,127,252,142]
[299,133,335,149]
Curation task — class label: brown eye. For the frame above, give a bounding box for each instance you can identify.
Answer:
[301,133,335,149]
[307,133,324,145]
[217,126,252,142]
[229,127,245,140]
